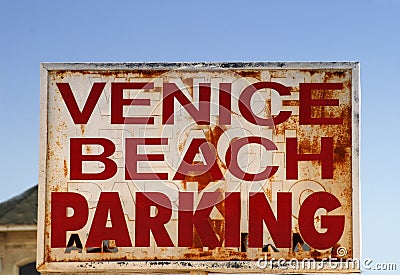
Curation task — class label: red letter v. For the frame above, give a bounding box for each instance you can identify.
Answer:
[57,82,106,124]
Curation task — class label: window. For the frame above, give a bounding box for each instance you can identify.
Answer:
[19,262,40,275]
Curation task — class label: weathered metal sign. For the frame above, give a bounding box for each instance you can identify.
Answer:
[37,62,360,273]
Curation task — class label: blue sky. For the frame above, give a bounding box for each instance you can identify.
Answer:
[0,0,399,274]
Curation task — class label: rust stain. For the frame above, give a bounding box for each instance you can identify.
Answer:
[182,78,194,96]
[265,99,272,116]
[298,137,313,154]
[44,213,51,227]
[56,121,67,133]
[55,70,170,79]
[343,79,352,91]
[153,86,162,93]
[265,187,272,201]
[181,125,227,191]
[334,145,347,163]
[310,250,322,259]
[50,185,62,192]
[340,186,353,207]
[274,123,285,136]
[130,70,169,78]
[212,191,226,245]
[331,243,341,258]
[199,251,213,257]
[300,69,319,77]
[227,250,248,260]
[192,230,203,248]
[63,159,68,177]
[178,131,189,153]
[47,150,54,160]
[178,142,184,152]
[324,70,349,81]
[80,124,85,135]
[45,244,52,262]
[282,100,299,106]
[235,70,261,79]
[182,170,215,193]
[206,125,224,147]
[206,126,227,170]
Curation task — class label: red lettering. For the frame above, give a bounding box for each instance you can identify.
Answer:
[225,137,278,181]
[248,192,292,248]
[173,138,223,181]
[286,137,334,180]
[57,82,105,124]
[135,192,174,247]
[162,82,211,125]
[86,192,132,247]
[299,83,343,125]
[111,82,154,124]
[51,192,88,248]
[239,82,291,126]
[125,138,168,180]
[178,192,221,248]
[219,83,232,125]
[298,192,345,250]
[70,138,117,180]
[50,190,345,251]
[224,192,240,247]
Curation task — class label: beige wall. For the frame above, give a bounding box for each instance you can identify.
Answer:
[0,230,37,275]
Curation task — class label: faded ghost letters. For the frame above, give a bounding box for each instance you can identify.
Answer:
[52,78,345,252]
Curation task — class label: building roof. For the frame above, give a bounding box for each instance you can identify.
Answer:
[0,185,38,225]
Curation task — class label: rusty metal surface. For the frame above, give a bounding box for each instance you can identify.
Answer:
[37,62,360,273]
